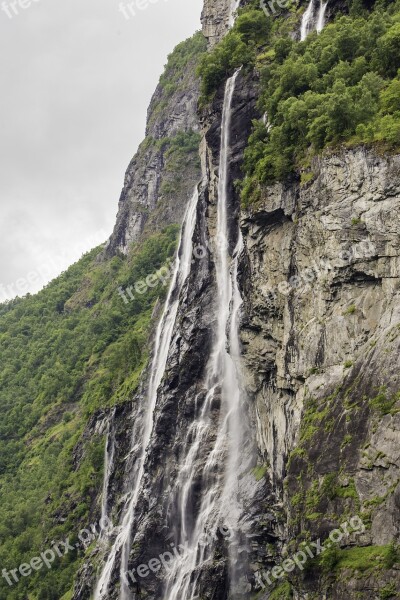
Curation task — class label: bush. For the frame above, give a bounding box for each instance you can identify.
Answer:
[197,7,270,100]
[242,3,400,202]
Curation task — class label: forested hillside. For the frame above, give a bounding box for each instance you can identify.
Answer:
[0,31,204,600]
[1,1,400,599]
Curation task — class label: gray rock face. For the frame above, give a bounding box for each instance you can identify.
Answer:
[74,3,400,598]
[201,0,237,46]
[103,35,204,257]
[241,148,400,597]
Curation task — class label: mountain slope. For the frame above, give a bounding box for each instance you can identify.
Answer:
[0,32,205,600]
[1,1,400,599]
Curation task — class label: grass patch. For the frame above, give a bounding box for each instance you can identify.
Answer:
[369,388,400,415]
[270,581,293,599]
[343,304,357,315]
[334,544,399,572]
[252,464,269,481]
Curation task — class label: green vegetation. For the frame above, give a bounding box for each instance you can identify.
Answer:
[197,4,272,101]
[235,0,400,203]
[327,544,399,572]
[148,31,207,126]
[269,581,293,599]
[0,226,179,599]
[299,395,330,442]
[319,543,400,576]
[379,583,398,599]
[252,463,269,481]
[137,130,201,221]
[369,387,400,415]
[160,130,202,196]
[343,304,357,315]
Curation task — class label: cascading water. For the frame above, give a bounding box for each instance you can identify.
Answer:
[162,67,249,600]
[93,187,199,600]
[229,0,241,27]
[300,0,314,40]
[93,6,249,599]
[316,0,328,33]
[100,408,116,534]
[301,0,328,40]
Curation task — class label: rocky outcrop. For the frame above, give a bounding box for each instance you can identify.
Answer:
[201,0,241,46]
[240,148,400,597]
[103,34,205,257]
[72,64,261,600]
[74,2,400,598]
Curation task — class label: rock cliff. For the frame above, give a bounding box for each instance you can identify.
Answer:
[241,148,400,597]
[73,1,400,599]
[104,33,205,256]
[201,0,241,46]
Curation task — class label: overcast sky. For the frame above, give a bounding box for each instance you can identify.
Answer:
[0,0,203,301]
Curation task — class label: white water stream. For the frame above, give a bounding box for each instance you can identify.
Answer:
[316,0,328,33]
[100,408,116,533]
[162,68,246,600]
[93,187,199,600]
[229,0,241,27]
[94,6,249,599]
[301,0,328,40]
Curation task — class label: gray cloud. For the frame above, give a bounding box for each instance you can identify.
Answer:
[0,0,203,300]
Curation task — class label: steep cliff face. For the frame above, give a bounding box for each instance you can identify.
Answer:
[72,2,400,599]
[201,0,241,46]
[72,66,260,600]
[104,33,206,256]
[3,1,400,599]
[241,148,400,597]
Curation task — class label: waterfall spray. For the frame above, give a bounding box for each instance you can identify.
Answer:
[100,408,116,535]
[229,0,241,27]
[93,7,248,600]
[300,0,315,40]
[301,0,328,40]
[162,67,249,600]
[316,0,328,33]
[93,187,199,600]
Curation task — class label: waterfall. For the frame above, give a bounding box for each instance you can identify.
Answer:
[100,408,116,534]
[316,0,328,33]
[162,68,248,600]
[300,0,315,40]
[93,187,199,600]
[229,0,241,27]
[301,0,328,40]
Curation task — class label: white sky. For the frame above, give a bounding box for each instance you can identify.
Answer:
[0,0,203,301]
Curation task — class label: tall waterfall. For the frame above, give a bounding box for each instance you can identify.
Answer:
[100,408,116,533]
[93,187,199,600]
[300,0,315,40]
[229,0,241,27]
[162,68,248,600]
[316,0,328,33]
[92,10,248,600]
[301,0,328,40]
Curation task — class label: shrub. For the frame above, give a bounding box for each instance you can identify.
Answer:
[241,3,400,202]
